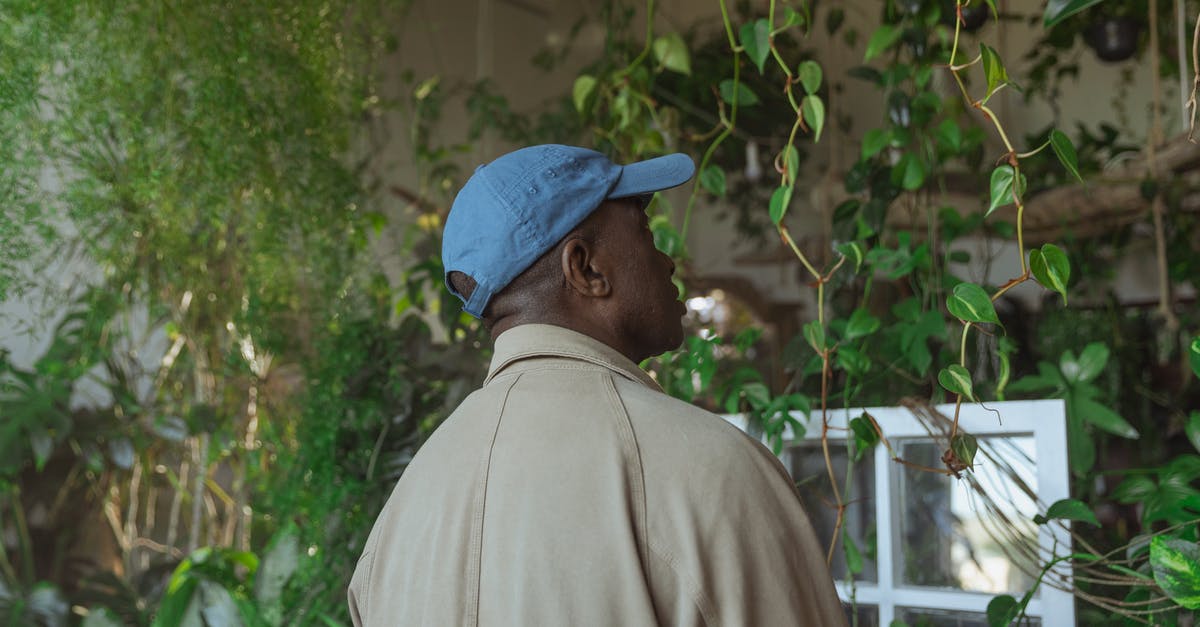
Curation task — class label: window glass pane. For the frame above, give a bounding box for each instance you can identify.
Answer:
[895,436,1040,594]
[842,602,878,626]
[895,606,1041,627]
[787,442,877,582]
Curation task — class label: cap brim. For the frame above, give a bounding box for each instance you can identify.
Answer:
[607,153,696,199]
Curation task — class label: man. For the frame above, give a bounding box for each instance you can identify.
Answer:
[349,145,847,626]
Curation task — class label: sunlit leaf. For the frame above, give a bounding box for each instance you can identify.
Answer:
[1151,536,1200,609]
[802,95,825,142]
[769,185,794,225]
[864,24,902,61]
[1029,243,1070,304]
[798,60,822,95]
[739,19,771,73]
[938,364,975,401]
[946,282,1000,325]
[572,74,597,113]
[1050,129,1083,182]
[652,33,691,75]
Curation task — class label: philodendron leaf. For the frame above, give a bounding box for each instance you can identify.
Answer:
[951,432,978,467]
[938,364,975,401]
[718,79,759,107]
[769,185,794,225]
[946,282,1000,325]
[861,128,891,160]
[739,19,771,73]
[1033,498,1100,526]
[1050,129,1083,182]
[572,75,597,113]
[798,60,822,95]
[864,24,902,61]
[1044,0,1107,28]
[802,95,825,142]
[986,594,1022,627]
[986,164,1025,216]
[1029,243,1070,304]
[979,44,1009,101]
[849,414,880,462]
[835,241,865,273]
[1150,536,1200,609]
[699,164,726,197]
[652,33,691,75]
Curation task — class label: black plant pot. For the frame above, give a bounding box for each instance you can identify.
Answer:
[1084,16,1141,62]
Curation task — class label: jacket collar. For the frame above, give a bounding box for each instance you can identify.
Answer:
[485,324,662,391]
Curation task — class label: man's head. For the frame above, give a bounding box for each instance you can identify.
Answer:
[442,145,695,362]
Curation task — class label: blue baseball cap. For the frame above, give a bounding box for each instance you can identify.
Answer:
[442,144,695,318]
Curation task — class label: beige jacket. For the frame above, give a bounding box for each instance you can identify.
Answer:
[349,324,847,626]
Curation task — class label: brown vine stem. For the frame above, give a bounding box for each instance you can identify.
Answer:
[1148,0,1180,331]
[1188,12,1200,141]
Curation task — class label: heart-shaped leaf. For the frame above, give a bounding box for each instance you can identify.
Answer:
[1029,243,1070,304]
[986,164,1025,216]
[769,185,794,225]
[739,19,771,73]
[1033,498,1100,526]
[1050,129,1083,182]
[951,432,978,466]
[798,60,822,95]
[946,282,1000,325]
[802,95,825,142]
[979,44,1009,101]
[699,164,726,197]
[986,595,1022,627]
[718,79,760,107]
[864,24,902,61]
[572,75,597,113]
[652,33,691,75]
[939,364,976,401]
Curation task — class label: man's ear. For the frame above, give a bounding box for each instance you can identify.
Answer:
[561,237,611,298]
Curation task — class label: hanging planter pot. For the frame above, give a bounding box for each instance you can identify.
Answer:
[1084,16,1141,62]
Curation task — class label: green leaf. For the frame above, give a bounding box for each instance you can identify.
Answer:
[1065,342,1107,383]
[864,24,902,61]
[1033,498,1100,526]
[652,33,691,75]
[803,319,825,352]
[1050,129,1083,182]
[699,164,726,197]
[1074,397,1139,439]
[739,19,771,73]
[837,346,870,377]
[255,526,301,620]
[798,60,823,94]
[946,282,1000,325]
[861,128,891,160]
[1044,0,1107,28]
[1150,536,1200,609]
[718,79,760,107]
[892,153,927,191]
[939,364,976,401]
[845,309,881,340]
[769,185,794,225]
[986,165,1025,216]
[1029,243,1070,304]
[849,414,880,462]
[843,534,864,575]
[979,44,1009,101]
[802,95,825,142]
[836,241,865,273]
[783,144,800,183]
[986,594,1022,627]
[934,119,963,153]
[951,433,978,467]
[572,74,597,113]
[740,381,771,409]
[1185,412,1200,455]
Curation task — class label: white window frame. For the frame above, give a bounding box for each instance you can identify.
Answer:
[726,399,1074,625]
